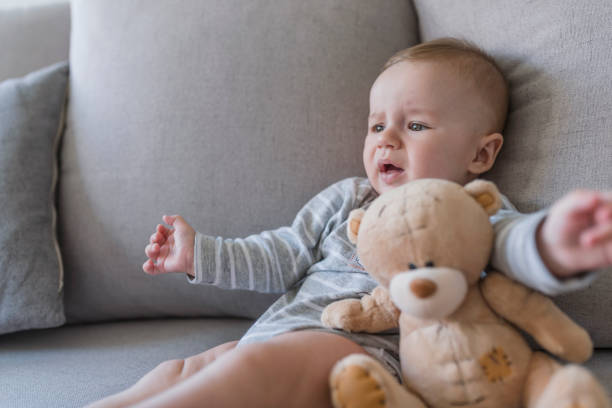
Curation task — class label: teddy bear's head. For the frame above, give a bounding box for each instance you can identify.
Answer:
[348,179,501,319]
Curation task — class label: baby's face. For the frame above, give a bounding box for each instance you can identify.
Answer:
[364,60,490,195]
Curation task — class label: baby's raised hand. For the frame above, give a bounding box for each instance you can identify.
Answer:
[143,215,195,277]
[538,190,612,278]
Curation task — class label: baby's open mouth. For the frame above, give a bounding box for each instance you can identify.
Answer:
[378,160,405,184]
[382,163,403,173]
[378,160,404,173]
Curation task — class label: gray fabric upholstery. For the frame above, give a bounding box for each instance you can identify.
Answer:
[585,351,612,393]
[0,319,609,408]
[0,2,70,82]
[0,318,253,408]
[0,2,610,408]
[0,62,68,335]
[412,0,612,347]
[60,0,420,323]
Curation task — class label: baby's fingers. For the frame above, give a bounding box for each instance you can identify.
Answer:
[156,224,171,238]
[163,214,177,226]
[143,259,164,275]
[149,231,165,245]
[595,202,612,223]
[561,191,600,217]
[143,259,155,274]
[581,198,612,246]
[580,223,612,247]
[145,243,160,259]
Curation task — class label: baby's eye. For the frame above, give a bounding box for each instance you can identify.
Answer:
[373,124,385,133]
[408,122,427,131]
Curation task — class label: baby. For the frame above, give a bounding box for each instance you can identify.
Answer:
[91,38,612,408]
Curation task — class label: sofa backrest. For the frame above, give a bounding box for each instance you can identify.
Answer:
[4,0,610,348]
[59,0,419,322]
[413,0,612,346]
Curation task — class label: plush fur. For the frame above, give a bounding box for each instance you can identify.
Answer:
[321,179,610,408]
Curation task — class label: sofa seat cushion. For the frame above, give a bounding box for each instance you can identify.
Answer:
[0,318,253,407]
[0,319,610,407]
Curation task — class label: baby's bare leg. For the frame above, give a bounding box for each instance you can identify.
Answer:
[131,331,368,408]
[87,340,238,408]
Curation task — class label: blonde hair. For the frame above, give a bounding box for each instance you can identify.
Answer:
[382,38,509,133]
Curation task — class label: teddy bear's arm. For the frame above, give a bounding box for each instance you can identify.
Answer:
[321,286,400,333]
[481,272,592,363]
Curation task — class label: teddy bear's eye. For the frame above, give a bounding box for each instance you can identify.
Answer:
[408,263,417,270]
[425,261,434,267]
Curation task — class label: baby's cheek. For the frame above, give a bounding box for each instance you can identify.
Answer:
[421,158,461,181]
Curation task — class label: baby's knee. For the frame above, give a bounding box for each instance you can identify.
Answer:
[156,356,210,381]
[154,358,187,380]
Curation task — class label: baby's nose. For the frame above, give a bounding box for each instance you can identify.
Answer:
[376,129,400,149]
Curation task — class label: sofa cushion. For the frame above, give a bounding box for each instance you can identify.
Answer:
[0,62,68,335]
[412,0,612,346]
[0,320,609,407]
[0,318,253,407]
[61,0,419,323]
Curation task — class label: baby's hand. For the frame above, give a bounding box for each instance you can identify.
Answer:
[143,215,196,277]
[538,190,612,278]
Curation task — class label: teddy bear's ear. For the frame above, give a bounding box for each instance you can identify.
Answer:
[347,209,366,244]
[464,180,502,215]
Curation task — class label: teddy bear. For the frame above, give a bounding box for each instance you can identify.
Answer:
[321,178,610,408]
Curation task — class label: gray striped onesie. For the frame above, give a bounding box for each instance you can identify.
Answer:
[189,177,596,378]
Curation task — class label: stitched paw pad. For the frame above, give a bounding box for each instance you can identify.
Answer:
[330,364,387,408]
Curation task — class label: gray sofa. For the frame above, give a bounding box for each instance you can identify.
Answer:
[0,1,610,407]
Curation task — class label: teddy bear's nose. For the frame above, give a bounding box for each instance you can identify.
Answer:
[410,278,437,298]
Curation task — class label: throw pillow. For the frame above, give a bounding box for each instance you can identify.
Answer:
[0,61,68,334]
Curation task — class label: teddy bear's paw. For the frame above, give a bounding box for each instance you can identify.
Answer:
[321,299,364,332]
[330,363,386,408]
[329,354,425,408]
[534,365,611,408]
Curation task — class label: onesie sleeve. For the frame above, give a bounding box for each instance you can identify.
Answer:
[188,178,367,293]
[489,195,598,296]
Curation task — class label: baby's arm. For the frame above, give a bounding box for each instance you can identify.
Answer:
[536,190,612,279]
[188,178,367,293]
[143,211,315,292]
[490,195,599,295]
[144,178,368,294]
[491,193,611,295]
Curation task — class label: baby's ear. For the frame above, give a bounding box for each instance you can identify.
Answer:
[347,209,365,244]
[464,180,502,215]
